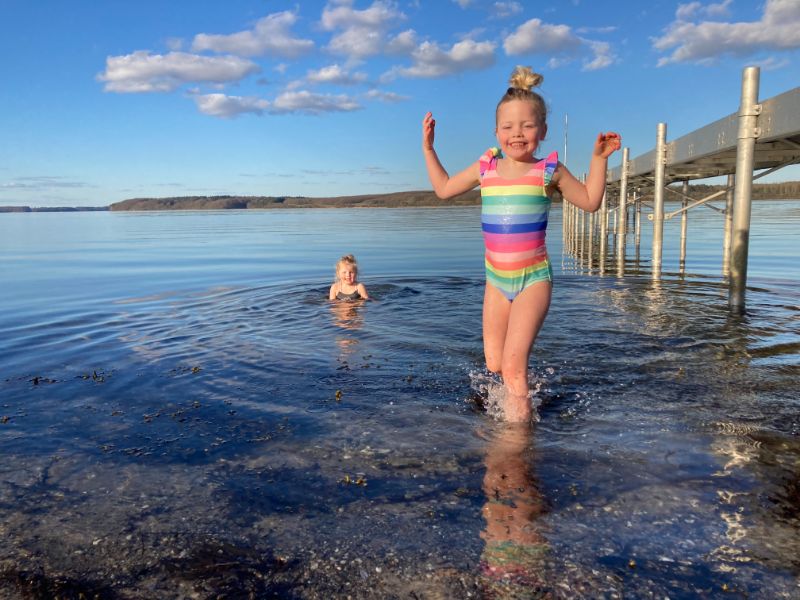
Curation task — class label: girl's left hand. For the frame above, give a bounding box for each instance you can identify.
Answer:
[594,132,621,158]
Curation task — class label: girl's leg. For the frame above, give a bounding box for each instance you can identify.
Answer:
[482,283,512,374]
[501,281,552,422]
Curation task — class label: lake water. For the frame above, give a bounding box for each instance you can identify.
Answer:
[1,202,798,598]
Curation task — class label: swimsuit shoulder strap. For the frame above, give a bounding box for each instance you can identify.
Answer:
[479,147,502,178]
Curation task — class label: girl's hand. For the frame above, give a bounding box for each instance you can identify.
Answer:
[422,112,436,151]
[594,132,621,159]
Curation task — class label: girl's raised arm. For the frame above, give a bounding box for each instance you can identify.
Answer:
[422,112,480,199]
[554,132,620,213]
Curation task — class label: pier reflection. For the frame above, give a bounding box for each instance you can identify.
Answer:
[479,422,548,596]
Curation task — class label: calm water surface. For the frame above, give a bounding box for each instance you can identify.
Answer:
[0,202,798,598]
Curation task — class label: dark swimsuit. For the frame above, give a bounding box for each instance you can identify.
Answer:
[336,289,362,301]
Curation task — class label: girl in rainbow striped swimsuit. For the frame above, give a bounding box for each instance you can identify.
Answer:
[422,66,620,422]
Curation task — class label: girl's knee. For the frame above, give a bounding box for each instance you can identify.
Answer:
[486,357,502,374]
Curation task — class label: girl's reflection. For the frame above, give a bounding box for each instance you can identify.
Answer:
[329,298,365,355]
[479,422,548,595]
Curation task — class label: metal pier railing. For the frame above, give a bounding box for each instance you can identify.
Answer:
[563,66,800,313]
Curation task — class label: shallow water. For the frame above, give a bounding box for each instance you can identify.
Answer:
[1,203,798,598]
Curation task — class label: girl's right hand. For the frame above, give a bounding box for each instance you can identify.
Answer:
[422,112,435,151]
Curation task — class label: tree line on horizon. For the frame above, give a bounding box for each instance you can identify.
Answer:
[1,181,799,212]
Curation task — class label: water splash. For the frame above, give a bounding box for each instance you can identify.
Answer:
[467,370,543,422]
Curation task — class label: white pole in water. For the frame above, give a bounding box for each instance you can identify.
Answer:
[729,66,761,313]
[652,122,667,278]
[679,180,689,273]
[722,173,735,277]
[616,147,629,273]
[599,190,607,274]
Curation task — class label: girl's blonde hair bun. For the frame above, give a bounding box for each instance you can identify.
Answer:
[509,65,543,91]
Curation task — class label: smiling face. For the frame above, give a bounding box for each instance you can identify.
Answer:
[337,263,357,286]
[495,99,547,162]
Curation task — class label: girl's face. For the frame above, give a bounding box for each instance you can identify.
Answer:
[338,263,357,285]
[495,99,547,162]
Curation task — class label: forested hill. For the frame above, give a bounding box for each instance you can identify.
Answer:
[109,191,481,211]
[107,181,800,211]
[2,181,799,213]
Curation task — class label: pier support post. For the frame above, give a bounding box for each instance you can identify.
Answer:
[617,147,629,275]
[729,66,760,313]
[652,123,667,278]
[599,191,607,273]
[679,180,689,273]
[722,174,735,276]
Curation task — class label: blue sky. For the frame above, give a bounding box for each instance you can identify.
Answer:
[1,0,799,207]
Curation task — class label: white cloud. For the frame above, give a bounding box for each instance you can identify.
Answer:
[365,89,409,102]
[502,18,615,69]
[676,0,732,21]
[98,51,260,93]
[654,0,800,65]
[676,2,702,21]
[321,0,406,59]
[271,90,362,114]
[503,18,582,55]
[307,64,368,85]
[452,0,474,7]
[386,39,496,79]
[582,41,614,71]
[386,30,417,55]
[194,93,270,118]
[192,11,314,58]
[493,2,523,19]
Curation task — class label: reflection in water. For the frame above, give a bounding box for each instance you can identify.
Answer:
[479,422,548,597]
[329,298,365,356]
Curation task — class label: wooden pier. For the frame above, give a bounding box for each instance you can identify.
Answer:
[564,67,800,313]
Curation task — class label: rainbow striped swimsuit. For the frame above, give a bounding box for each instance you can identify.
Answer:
[479,148,557,301]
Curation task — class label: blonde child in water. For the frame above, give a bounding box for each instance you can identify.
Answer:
[329,254,369,301]
[422,65,620,422]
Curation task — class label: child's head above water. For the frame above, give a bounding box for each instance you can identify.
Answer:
[496,66,547,128]
[335,254,359,283]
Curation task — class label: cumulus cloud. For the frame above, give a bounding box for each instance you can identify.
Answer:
[321,0,406,59]
[503,18,615,70]
[654,0,800,66]
[194,93,270,118]
[582,41,614,71]
[307,64,368,85]
[271,90,362,114]
[98,51,259,93]
[503,18,582,55]
[192,11,314,58]
[386,30,417,54]
[385,39,496,79]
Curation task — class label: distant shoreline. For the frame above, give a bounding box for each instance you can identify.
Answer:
[2,181,799,212]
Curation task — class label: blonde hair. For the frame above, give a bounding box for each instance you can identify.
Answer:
[496,65,547,125]
[334,254,359,280]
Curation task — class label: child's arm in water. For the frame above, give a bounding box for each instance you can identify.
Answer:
[357,283,369,300]
[422,112,481,199]
[552,132,621,213]
[328,282,338,301]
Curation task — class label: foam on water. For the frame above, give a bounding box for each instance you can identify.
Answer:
[468,369,544,422]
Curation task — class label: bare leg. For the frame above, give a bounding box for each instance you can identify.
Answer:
[482,283,511,374]
[501,281,552,422]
